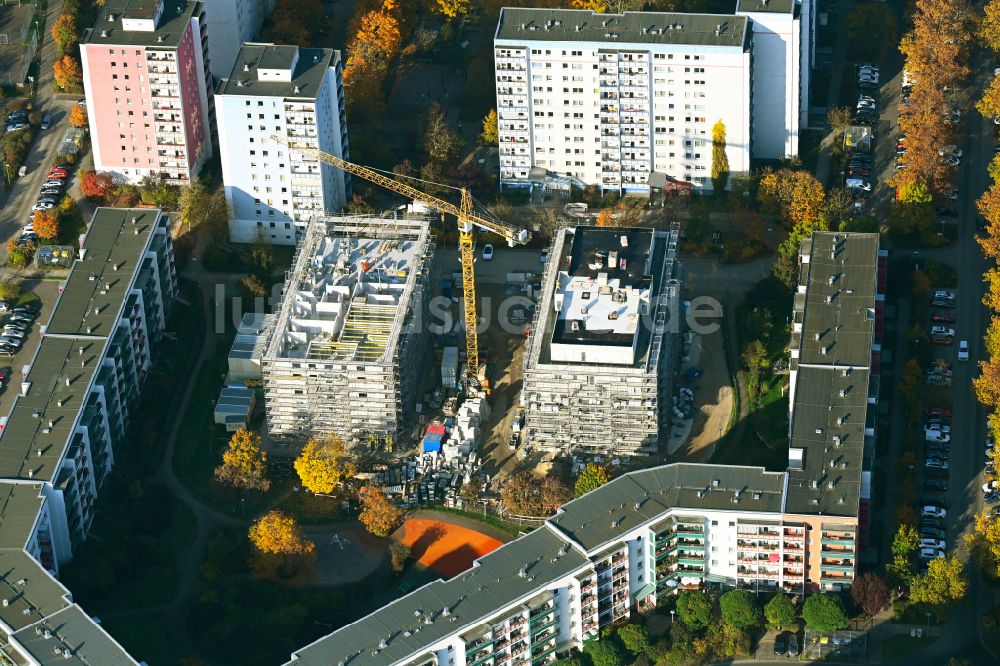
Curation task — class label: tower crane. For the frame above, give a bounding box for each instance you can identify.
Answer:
[268,134,531,382]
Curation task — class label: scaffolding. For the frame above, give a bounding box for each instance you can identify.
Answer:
[262,214,435,444]
[522,225,682,457]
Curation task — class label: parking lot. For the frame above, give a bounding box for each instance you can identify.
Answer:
[0,279,57,417]
[0,2,34,87]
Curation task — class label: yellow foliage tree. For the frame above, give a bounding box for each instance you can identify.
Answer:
[479,109,498,146]
[436,0,470,18]
[968,510,1000,578]
[985,267,1000,312]
[294,434,355,494]
[68,104,87,129]
[53,55,82,91]
[978,76,1000,122]
[982,0,1000,51]
[358,486,401,536]
[248,509,315,556]
[571,0,606,11]
[214,428,270,491]
[974,356,1000,408]
[908,554,967,606]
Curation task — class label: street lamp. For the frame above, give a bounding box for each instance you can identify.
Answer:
[669,609,676,624]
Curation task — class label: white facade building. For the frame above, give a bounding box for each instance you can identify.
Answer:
[202,0,278,78]
[494,8,753,194]
[216,43,350,245]
[736,0,812,159]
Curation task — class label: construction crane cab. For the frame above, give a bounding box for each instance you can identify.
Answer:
[267,134,531,383]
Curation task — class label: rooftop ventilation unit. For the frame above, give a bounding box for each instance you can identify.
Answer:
[712,479,720,487]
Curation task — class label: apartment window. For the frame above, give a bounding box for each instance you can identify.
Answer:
[110,61,117,67]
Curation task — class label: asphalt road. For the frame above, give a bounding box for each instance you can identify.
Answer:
[0,0,76,264]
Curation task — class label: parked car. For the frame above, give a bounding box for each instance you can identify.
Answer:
[920,538,946,550]
[31,203,53,212]
[925,459,949,470]
[846,177,872,192]
[938,145,962,157]
[926,407,952,418]
[773,633,787,656]
[919,547,945,560]
[942,188,959,200]
[43,179,64,188]
[924,479,949,492]
[481,243,494,261]
[788,634,800,658]
[958,340,970,361]
[920,527,947,540]
[540,249,549,264]
[40,112,52,131]
[931,311,956,323]
[931,325,955,338]
[922,505,947,519]
[925,431,951,444]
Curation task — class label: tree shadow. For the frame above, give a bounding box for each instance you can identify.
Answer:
[407,523,447,562]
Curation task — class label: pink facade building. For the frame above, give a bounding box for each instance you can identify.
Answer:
[81,0,212,185]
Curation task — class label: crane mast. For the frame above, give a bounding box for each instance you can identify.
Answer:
[268,135,530,381]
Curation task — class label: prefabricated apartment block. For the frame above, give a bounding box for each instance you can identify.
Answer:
[493,2,813,195]
[262,215,434,442]
[287,462,860,666]
[522,225,681,457]
[0,208,177,665]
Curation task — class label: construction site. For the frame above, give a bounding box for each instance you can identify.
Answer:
[522,224,683,457]
[261,214,436,444]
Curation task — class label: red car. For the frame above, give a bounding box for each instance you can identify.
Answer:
[926,408,953,418]
[47,170,67,179]
[931,311,957,323]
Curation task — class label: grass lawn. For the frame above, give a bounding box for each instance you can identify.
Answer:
[101,611,183,666]
[878,634,936,660]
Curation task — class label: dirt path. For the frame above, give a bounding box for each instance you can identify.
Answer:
[678,329,734,461]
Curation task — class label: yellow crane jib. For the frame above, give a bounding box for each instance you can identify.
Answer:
[267,134,531,382]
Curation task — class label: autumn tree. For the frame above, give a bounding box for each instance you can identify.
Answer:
[980,76,1000,123]
[851,572,890,616]
[826,106,853,144]
[984,0,1000,51]
[388,541,411,572]
[436,0,469,18]
[479,109,498,146]
[424,103,462,164]
[242,275,268,297]
[248,510,315,564]
[81,171,114,201]
[975,356,1000,408]
[51,13,78,54]
[886,524,919,588]
[214,428,270,492]
[31,209,59,240]
[711,120,729,193]
[263,0,327,45]
[294,435,355,494]
[178,180,227,234]
[499,472,570,516]
[343,0,401,106]
[909,554,967,606]
[358,486,401,536]
[68,104,88,129]
[53,55,82,91]
[574,462,611,498]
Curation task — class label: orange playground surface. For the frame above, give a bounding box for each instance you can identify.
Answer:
[399,518,503,578]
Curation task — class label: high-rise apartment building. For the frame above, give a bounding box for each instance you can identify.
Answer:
[202,0,277,79]
[81,0,213,185]
[216,43,350,245]
[522,225,681,456]
[0,208,177,665]
[494,4,814,194]
[737,0,813,159]
[494,8,753,194]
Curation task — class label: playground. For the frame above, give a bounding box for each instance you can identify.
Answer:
[304,523,386,586]
[397,517,504,578]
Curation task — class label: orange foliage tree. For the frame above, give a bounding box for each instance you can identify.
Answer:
[68,104,87,129]
[53,55,82,91]
[358,486,401,537]
[32,210,59,240]
[51,13,78,54]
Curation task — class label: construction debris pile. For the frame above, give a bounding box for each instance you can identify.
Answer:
[369,452,479,508]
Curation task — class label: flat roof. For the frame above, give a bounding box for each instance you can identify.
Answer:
[229,313,273,361]
[496,8,749,49]
[217,43,337,98]
[548,463,787,553]
[786,232,880,517]
[0,550,72,632]
[288,526,590,666]
[0,483,44,549]
[11,604,139,665]
[551,226,653,347]
[796,233,879,367]
[46,208,161,337]
[0,337,105,482]
[82,0,200,47]
[736,0,795,14]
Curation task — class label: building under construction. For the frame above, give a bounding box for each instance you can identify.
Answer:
[262,214,435,443]
[522,225,682,457]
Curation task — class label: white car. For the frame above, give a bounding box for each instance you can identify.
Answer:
[922,505,947,519]
[31,203,53,212]
[943,188,959,200]
[481,243,494,261]
[924,424,951,434]
[919,547,945,560]
[938,145,962,158]
[933,290,956,300]
[958,340,969,361]
[920,538,946,550]
[846,178,872,192]
[0,330,25,341]
[931,325,955,337]
[925,431,951,443]
[984,481,999,493]
[925,459,949,470]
